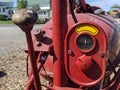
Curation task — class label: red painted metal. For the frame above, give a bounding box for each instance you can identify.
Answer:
[53,86,82,90]
[52,0,68,87]
[65,22,107,86]
[42,12,119,89]
[25,32,41,90]
[12,0,120,90]
[25,22,53,52]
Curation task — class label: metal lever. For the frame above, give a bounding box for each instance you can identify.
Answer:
[12,9,41,90]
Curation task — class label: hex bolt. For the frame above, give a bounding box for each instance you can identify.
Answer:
[67,49,73,55]
[36,41,42,47]
[42,30,46,34]
[33,28,44,42]
[99,52,105,58]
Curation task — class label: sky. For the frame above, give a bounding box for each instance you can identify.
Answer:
[13,0,17,7]
[86,0,120,11]
[13,0,120,11]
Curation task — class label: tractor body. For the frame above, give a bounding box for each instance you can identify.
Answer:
[12,0,120,90]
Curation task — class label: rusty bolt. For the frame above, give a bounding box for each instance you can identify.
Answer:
[33,28,44,42]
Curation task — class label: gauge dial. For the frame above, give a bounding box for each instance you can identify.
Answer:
[76,34,94,50]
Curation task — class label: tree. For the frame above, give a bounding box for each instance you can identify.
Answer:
[111,4,120,8]
[32,4,40,11]
[17,0,28,9]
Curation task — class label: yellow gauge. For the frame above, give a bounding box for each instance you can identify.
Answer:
[75,25,99,35]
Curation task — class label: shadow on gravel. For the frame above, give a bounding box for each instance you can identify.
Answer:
[0,71,7,78]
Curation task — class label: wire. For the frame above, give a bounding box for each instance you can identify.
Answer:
[69,0,78,23]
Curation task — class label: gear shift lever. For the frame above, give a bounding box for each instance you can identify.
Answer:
[12,9,41,90]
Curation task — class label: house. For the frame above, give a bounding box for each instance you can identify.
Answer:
[0,0,13,7]
[0,0,14,19]
[27,0,51,19]
[0,5,13,19]
[37,5,51,19]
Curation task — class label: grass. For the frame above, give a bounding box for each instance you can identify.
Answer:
[0,19,49,24]
[36,19,49,24]
[0,20,13,24]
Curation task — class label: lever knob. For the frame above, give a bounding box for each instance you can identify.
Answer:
[12,9,38,32]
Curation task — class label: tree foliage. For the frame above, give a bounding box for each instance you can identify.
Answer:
[111,4,120,8]
[17,0,28,9]
[32,4,40,11]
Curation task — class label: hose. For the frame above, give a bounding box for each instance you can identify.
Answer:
[69,0,78,23]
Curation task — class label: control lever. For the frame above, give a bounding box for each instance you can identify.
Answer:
[12,9,41,90]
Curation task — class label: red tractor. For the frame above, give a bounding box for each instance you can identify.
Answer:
[12,0,120,90]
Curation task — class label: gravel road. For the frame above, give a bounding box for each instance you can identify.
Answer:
[0,24,40,90]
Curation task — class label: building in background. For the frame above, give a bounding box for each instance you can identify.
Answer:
[110,4,120,18]
[0,0,13,7]
[27,0,51,19]
[0,0,51,19]
[0,0,14,19]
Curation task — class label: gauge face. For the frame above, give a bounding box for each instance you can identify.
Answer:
[76,34,94,50]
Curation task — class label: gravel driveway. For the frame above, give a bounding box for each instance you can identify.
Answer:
[0,24,40,90]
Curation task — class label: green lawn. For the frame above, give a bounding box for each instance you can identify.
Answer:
[0,20,13,24]
[0,19,48,24]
